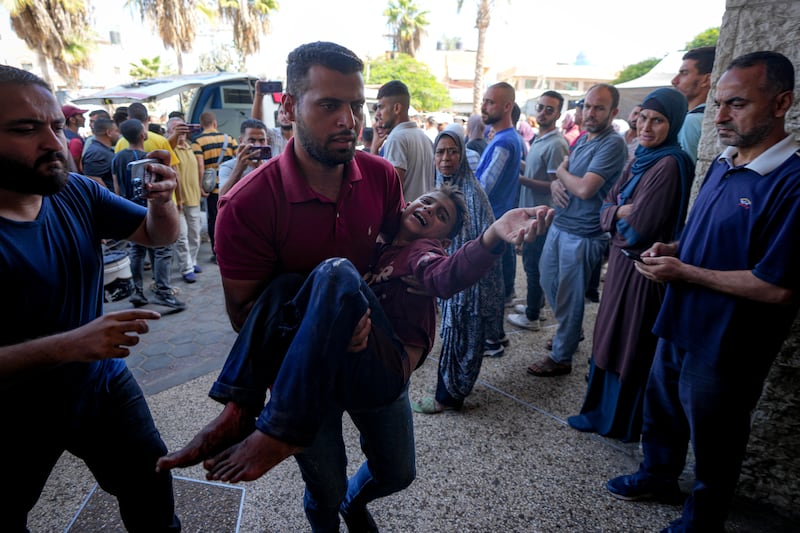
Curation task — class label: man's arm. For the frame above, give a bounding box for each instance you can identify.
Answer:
[221,277,267,331]
[636,242,792,305]
[252,84,265,122]
[393,166,407,187]
[478,145,511,194]
[519,173,555,194]
[220,147,260,196]
[555,155,606,200]
[0,310,160,378]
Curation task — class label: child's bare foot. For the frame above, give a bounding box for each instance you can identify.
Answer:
[203,430,302,483]
[156,402,254,472]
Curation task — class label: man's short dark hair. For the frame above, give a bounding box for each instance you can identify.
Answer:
[168,110,185,119]
[587,83,620,110]
[540,90,564,110]
[92,118,115,136]
[113,107,129,126]
[377,80,409,100]
[683,46,716,75]
[128,102,149,122]
[89,109,111,120]
[511,103,521,125]
[120,119,144,144]
[361,127,374,143]
[286,41,364,98]
[0,64,50,92]
[240,118,267,135]
[728,50,795,94]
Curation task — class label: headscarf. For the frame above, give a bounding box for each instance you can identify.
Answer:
[561,112,575,131]
[466,114,485,141]
[517,120,535,145]
[618,87,695,238]
[435,127,471,181]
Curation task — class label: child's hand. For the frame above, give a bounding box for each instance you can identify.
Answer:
[483,206,554,249]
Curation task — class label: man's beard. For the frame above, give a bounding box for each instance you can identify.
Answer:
[584,116,612,134]
[483,112,500,126]
[0,151,70,195]
[295,116,356,167]
[717,119,773,148]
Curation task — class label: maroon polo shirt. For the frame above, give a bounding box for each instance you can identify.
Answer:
[216,138,404,282]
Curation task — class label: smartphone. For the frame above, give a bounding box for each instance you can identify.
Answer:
[128,158,157,200]
[621,249,644,262]
[249,145,272,161]
[257,80,283,94]
[186,123,203,135]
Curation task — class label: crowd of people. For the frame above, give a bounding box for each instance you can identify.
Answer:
[1,39,798,533]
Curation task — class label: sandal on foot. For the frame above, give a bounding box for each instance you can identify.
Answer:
[526,357,572,377]
[411,396,453,414]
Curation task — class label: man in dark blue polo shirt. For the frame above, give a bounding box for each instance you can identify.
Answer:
[607,51,800,533]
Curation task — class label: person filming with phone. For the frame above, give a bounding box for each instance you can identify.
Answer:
[218,118,272,196]
[0,65,182,531]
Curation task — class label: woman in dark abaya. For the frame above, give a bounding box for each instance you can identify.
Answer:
[567,87,695,442]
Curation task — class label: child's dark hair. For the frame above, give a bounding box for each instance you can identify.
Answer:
[435,182,469,238]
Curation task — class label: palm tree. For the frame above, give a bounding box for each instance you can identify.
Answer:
[4,0,93,89]
[217,0,278,67]
[384,0,429,58]
[457,0,492,114]
[129,55,171,79]
[127,0,200,75]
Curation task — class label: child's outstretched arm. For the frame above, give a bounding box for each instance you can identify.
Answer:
[480,206,555,250]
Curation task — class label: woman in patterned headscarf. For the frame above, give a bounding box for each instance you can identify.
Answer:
[411,127,504,413]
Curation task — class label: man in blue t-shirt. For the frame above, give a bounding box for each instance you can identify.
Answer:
[529,83,627,377]
[475,82,522,357]
[0,65,182,531]
[607,51,800,533]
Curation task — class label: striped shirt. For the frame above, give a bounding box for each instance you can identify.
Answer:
[192,130,238,170]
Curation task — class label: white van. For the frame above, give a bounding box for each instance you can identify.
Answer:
[73,71,372,138]
[72,72,282,138]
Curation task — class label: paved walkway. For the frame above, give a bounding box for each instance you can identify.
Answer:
[28,241,795,532]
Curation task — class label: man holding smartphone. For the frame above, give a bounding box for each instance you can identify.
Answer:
[218,118,271,196]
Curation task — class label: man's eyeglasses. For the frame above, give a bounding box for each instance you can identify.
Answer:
[536,104,557,115]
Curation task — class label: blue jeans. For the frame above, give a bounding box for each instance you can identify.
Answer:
[634,339,772,531]
[0,363,180,532]
[521,232,548,320]
[211,258,415,531]
[539,225,607,364]
[130,243,173,297]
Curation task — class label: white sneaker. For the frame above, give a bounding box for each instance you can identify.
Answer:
[512,304,548,322]
[506,313,541,331]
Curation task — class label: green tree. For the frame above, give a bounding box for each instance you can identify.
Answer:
[129,56,173,79]
[384,0,429,58]
[685,27,720,50]
[612,57,661,85]
[217,0,279,66]
[368,53,451,112]
[4,0,94,88]
[456,0,493,114]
